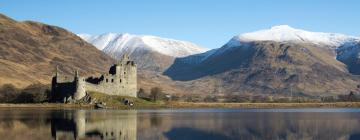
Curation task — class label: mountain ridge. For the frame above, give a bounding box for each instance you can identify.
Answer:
[164,25,360,96]
[78,33,209,57]
[79,33,209,72]
[233,25,359,46]
[2,13,360,97]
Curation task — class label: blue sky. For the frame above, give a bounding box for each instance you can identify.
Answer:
[1,0,359,49]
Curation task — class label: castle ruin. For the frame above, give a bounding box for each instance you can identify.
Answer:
[51,54,137,102]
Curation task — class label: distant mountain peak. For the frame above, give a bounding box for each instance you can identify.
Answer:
[229,25,360,47]
[270,25,294,30]
[78,33,208,58]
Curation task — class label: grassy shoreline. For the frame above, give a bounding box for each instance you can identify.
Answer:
[0,102,360,109]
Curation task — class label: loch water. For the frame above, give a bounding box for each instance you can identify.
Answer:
[0,108,360,140]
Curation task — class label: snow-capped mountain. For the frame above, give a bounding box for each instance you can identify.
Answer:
[163,25,360,73]
[78,33,208,72]
[228,25,360,48]
[78,33,208,58]
[205,25,360,63]
[165,25,360,96]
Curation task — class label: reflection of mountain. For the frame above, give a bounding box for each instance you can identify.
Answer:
[1,109,360,140]
[50,110,137,140]
[164,127,231,140]
[138,110,360,140]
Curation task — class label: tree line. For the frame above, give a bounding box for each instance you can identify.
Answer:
[0,84,50,103]
[0,83,359,103]
[138,87,360,103]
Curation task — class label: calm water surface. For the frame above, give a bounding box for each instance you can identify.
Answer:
[0,108,360,140]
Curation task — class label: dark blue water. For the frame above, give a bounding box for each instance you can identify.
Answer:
[0,108,360,140]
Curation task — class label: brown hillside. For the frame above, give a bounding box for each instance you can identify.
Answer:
[0,13,191,96]
[0,14,115,87]
[165,41,360,96]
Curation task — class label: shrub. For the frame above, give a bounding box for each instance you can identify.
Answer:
[184,94,202,102]
[0,84,19,102]
[203,95,218,102]
[137,88,148,98]
[19,84,50,103]
[224,95,249,103]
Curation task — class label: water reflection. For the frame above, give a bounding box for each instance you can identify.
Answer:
[50,110,137,140]
[138,109,360,140]
[0,109,360,140]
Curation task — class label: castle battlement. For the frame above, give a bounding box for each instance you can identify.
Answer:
[51,54,137,102]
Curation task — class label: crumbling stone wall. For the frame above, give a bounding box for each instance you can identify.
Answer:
[51,54,137,102]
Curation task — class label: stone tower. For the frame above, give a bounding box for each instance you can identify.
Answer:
[115,54,137,97]
[74,70,86,100]
[51,54,137,102]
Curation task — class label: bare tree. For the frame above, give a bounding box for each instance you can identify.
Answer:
[150,87,163,102]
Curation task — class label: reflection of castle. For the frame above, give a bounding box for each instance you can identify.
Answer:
[51,54,137,102]
[51,110,137,140]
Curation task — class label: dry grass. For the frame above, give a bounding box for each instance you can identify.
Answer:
[0,102,360,109]
[167,102,360,108]
[0,103,92,109]
[0,14,115,88]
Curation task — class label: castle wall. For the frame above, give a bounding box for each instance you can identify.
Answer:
[51,76,76,102]
[52,54,137,101]
[84,63,137,97]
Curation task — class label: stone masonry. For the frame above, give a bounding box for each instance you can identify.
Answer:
[51,54,137,102]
